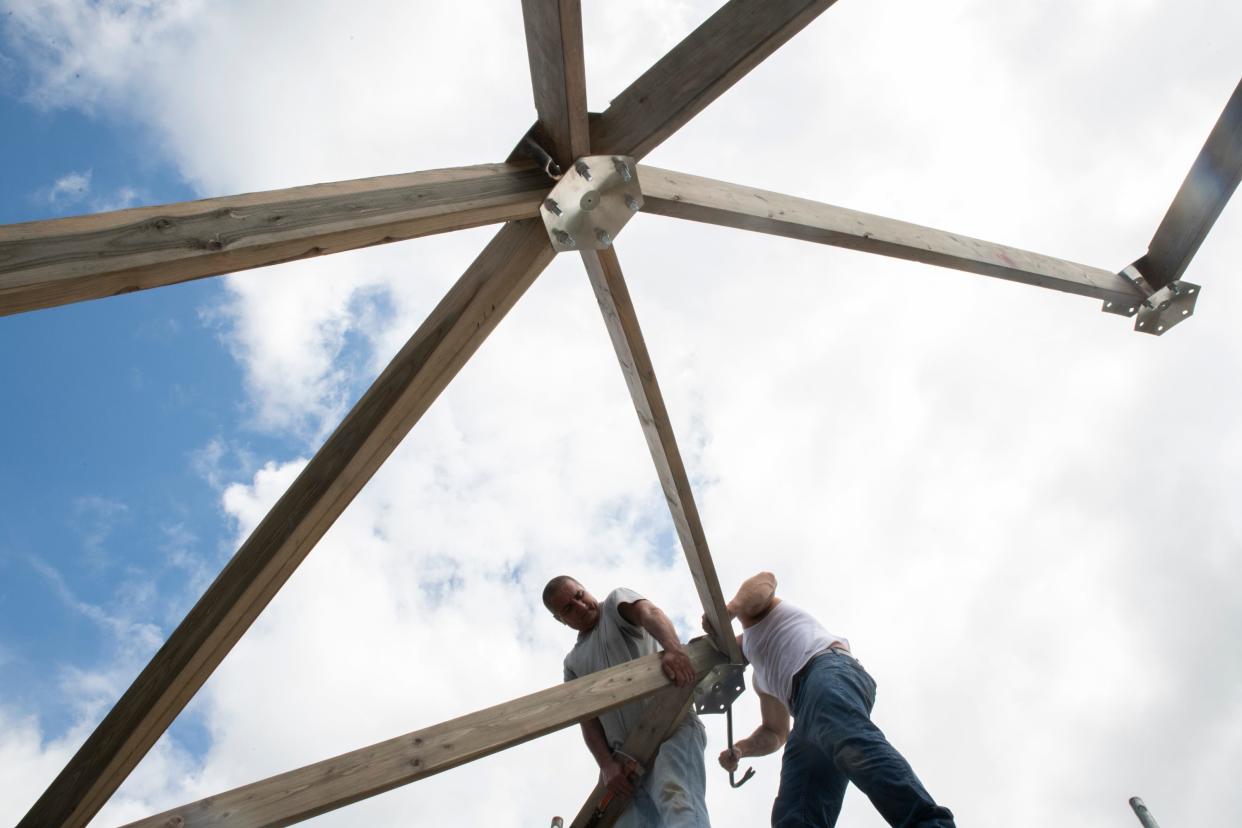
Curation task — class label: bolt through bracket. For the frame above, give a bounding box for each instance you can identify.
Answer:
[693,663,747,715]
[539,155,643,253]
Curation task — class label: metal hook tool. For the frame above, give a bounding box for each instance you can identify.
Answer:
[725,705,755,788]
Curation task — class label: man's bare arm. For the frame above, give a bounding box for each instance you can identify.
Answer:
[727,571,779,628]
[719,692,790,771]
[620,599,695,687]
[580,717,636,798]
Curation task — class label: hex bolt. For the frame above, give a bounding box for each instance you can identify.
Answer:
[613,157,633,182]
[553,229,576,248]
[544,198,562,216]
[575,160,592,181]
[595,228,612,247]
[625,194,640,212]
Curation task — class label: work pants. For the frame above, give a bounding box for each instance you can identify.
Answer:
[772,651,955,828]
[616,714,711,828]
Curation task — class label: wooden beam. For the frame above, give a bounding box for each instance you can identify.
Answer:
[18,219,557,828]
[568,683,699,828]
[638,165,1147,306]
[0,162,549,317]
[520,0,590,169]
[580,247,743,664]
[589,0,838,161]
[1136,77,1242,289]
[121,638,726,828]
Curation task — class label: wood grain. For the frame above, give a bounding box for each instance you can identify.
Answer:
[0,163,548,316]
[638,164,1146,305]
[568,684,699,828]
[17,219,556,828]
[521,0,590,168]
[580,247,743,664]
[121,638,725,828]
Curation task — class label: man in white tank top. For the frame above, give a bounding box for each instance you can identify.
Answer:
[715,572,955,827]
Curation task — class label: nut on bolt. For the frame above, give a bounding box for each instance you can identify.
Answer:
[543,198,562,216]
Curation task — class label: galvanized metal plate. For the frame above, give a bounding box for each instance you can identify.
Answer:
[1134,281,1200,336]
[693,663,746,715]
[1100,296,1141,317]
[540,155,643,252]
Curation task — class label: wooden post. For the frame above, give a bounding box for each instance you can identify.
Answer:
[580,247,743,664]
[637,165,1146,306]
[1134,77,1242,289]
[520,0,590,168]
[121,639,725,828]
[568,684,700,828]
[588,0,838,161]
[0,163,548,317]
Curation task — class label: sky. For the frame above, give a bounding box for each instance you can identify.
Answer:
[0,1,1239,826]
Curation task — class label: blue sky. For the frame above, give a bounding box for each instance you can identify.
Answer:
[2,2,1240,827]
[1,96,227,752]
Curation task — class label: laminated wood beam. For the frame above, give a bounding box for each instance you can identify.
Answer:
[122,638,726,828]
[17,219,556,828]
[589,0,838,161]
[580,246,743,665]
[0,163,549,317]
[520,0,590,168]
[638,165,1147,306]
[568,684,699,828]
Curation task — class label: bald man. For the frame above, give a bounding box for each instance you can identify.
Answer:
[543,575,709,827]
[716,572,955,827]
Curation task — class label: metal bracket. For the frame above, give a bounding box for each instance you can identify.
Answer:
[692,663,746,715]
[539,155,643,252]
[1134,281,1200,335]
[1103,263,1200,335]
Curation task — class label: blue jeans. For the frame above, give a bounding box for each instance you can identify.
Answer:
[616,715,710,827]
[772,652,955,827]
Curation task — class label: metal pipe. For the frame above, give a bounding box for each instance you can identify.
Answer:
[1129,797,1160,828]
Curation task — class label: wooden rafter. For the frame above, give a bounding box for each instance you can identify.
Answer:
[520,0,590,168]
[567,683,701,828]
[637,165,1147,306]
[589,0,839,160]
[121,639,726,828]
[1135,77,1242,290]
[17,219,557,828]
[0,163,547,317]
[581,247,743,664]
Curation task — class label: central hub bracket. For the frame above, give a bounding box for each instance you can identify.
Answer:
[539,155,643,252]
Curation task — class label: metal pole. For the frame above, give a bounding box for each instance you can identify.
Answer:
[1129,797,1161,828]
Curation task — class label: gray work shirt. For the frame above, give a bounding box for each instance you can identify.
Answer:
[563,587,694,750]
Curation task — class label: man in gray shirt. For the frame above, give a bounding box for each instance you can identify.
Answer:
[544,575,710,827]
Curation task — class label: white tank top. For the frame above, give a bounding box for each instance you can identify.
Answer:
[741,601,849,714]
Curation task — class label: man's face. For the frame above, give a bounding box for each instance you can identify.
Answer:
[548,580,600,632]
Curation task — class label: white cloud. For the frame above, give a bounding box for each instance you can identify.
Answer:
[45,169,91,204]
[3,1,1241,827]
